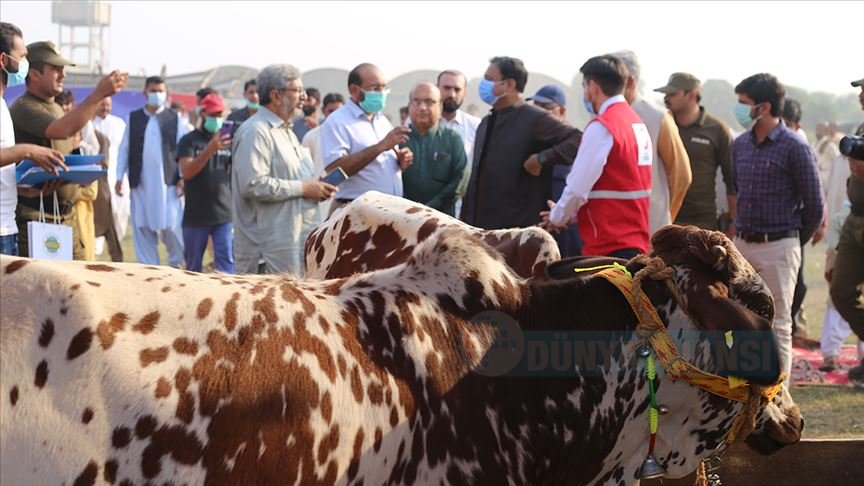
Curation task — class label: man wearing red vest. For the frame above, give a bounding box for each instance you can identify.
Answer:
[540,55,652,258]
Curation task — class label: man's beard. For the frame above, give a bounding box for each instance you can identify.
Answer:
[282,102,299,119]
[442,98,461,114]
[302,105,316,117]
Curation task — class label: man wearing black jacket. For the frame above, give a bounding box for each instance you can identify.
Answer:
[461,56,581,229]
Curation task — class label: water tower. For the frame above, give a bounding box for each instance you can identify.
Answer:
[51,0,111,73]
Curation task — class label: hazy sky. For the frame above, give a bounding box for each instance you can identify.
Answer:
[3,0,861,97]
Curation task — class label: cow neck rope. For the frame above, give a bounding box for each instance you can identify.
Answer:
[589,257,783,405]
[576,257,785,485]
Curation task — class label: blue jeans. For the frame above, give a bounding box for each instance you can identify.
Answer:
[183,223,234,273]
[0,233,18,256]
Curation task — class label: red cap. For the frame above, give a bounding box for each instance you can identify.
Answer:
[199,93,226,114]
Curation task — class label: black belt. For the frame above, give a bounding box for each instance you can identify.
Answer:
[334,198,354,204]
[737,229,798,243]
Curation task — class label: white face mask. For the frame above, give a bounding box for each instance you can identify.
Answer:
[147,91,167,107]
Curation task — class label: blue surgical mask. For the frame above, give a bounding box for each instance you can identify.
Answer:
[478,79,501,105]
[147,91,167,107]
[3,55,29,88]
[734,102,761,129]
[203,116,224,133]
[359,90,387,113]
[582,97,597,116]
[246,100,260,110]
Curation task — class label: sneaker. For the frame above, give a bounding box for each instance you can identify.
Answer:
[819,356,838,372]
[848,359,864,384]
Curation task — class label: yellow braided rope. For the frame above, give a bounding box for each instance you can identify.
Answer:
[594,256,783,449]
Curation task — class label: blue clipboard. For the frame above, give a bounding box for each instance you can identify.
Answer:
[15,154,105,180]
[17,166,107,186]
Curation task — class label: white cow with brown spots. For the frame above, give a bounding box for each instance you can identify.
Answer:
[1,226,801,485]
[305,191,560,280]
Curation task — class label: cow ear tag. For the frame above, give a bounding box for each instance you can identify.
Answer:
[727,376,748,389]
[724,332,748,389]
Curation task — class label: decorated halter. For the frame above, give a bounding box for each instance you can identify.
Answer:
[574,258,785,484]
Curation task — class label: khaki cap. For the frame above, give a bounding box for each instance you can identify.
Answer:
[26,41,75,67]
[654,72,701,94]
[852,77,864,87]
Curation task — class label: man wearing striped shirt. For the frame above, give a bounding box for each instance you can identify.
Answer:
[731,73,824,382]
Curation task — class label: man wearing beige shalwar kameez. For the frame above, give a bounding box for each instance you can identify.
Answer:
[231,64,338,275]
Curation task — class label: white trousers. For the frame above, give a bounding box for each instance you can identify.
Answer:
[821,305,864,359]
[734,236,801,384]
[132,223,184,268]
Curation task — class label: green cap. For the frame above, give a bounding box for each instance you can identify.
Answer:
[26,41,75,67]
[653,72,701,94]
[852,77,864,87]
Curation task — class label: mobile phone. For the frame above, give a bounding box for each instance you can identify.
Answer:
[321,167,348,186]
[219,120,235,137]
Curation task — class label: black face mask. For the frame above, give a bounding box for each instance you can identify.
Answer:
[442,98,461,114]
[302,105,316,117]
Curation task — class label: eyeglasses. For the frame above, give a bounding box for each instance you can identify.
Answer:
[410,98,440,107]
[278,87,306,97]
[364,85,390,94]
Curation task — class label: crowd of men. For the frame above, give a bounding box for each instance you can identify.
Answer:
[1,20,863,384]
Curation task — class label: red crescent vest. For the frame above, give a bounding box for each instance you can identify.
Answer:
[576,101,652,256]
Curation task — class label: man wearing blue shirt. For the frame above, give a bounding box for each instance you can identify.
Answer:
[320,63,413,217]
[731,73,824,382]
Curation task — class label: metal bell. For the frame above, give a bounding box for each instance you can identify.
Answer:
[638,345,652,358]
[658,404,670,415]
[637,454,667,480]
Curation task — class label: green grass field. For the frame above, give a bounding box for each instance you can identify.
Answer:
[98,230,863,438]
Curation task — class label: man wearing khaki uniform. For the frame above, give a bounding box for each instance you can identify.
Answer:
[10,41,126,259]
[656,72,736,232]
[831,77,864,384]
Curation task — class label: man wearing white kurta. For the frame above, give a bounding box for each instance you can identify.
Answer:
[302,93,346,220]
[116,77,187,266]
[92,97,130,242]
[437,70,480,219]
[231,64,338,275]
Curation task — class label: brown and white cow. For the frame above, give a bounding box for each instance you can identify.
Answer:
[0,226,800,485]
[305,191,560,279]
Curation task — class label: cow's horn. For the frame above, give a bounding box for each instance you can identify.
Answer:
[710,245,727,260]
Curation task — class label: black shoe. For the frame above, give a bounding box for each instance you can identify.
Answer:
[848,359,864,383]
[819,356,838,372]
